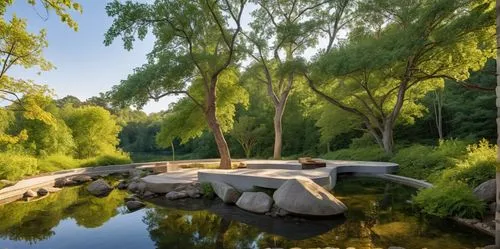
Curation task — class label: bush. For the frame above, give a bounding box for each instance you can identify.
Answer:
[413,181,485,218]
[201,182,215,199]
[432,139,496,188]
[79,152,132,167]
[0,153,38,180]
[38,154,80,172]
[392,140,468,180]
[323,145,390,161]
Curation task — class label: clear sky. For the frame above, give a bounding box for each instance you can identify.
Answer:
[7,0,178,113]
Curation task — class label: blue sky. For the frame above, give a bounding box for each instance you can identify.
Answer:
[8,0,177,113]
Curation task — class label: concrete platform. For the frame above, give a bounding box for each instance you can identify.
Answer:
[198,159,398,192]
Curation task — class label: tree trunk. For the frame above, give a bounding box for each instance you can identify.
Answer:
[171,141,175,161]
[381,122,394,154]
[495,0,500,246]
[206,99,232,169]
[433,90,444,140]
[273,103,285,160]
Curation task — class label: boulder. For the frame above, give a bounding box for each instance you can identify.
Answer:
[116,180,129,190]
[23,189,37,198]
[186,187,201,198]
[37,188,49,196]
[72,175,92,183]
[166,191,189,200]
[211,181,240,204]
[236,192,273,214]
[142,191,156,199]
[473,179,496,202]
[126,200,145,211]
[86,179,113,197]
[273,177,347,216]
[142,175,192,193]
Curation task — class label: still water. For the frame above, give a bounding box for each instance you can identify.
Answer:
[0,177,493,249]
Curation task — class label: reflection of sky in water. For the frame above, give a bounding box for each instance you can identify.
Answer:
[0,209,155,249]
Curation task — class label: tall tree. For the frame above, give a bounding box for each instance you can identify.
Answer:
[306,0,495,153]
[104,0,247,169]
[243,0,352,159]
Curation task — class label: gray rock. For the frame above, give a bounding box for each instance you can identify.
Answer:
[86,179,113,197]
[273,176,347,216]
[141,175,192,194]
[185,186,202,198]
[126,200,145,211]
[72,175,92,183]
[23,189,37,198]
[116,180,128,190]
[211,181,240,204]
[142,191,156,198]
[236,192,273,214]
[127,181,139,192]
[473,179,496,202]
[166,191,189,200]
[37,188,49,196]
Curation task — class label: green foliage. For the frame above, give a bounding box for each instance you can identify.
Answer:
[230,116,266,158]
[62,105,121,158]
[323,145,390,161]
[432,139,496,188]
[79,152,132,167]
[200,182,215,200]
[0,152,38,180]
[392,140,468,180]
[413,182,485,218]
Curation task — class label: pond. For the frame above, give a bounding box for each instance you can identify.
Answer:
[0,177,493,249]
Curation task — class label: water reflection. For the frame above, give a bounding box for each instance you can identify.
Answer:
[0,177,494,249]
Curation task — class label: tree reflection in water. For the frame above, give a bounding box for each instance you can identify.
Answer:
[0,177,494,248]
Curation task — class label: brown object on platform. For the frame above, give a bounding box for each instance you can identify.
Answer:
[153,163,169,173]
[298,158,326,169]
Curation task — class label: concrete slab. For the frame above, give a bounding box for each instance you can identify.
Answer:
[198,159,399,192]
[141,169,199,193]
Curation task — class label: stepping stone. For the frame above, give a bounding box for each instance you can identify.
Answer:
[141,175,193,194]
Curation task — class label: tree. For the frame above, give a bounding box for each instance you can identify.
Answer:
[104,0,248,169]
[230,116,266,158]
[0,0,81,144]
[243,0,353,159]
[306,0,495,153]
[61,106,121,158]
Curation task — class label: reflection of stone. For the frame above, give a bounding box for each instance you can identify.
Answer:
[86,179,113,197]
[273,177,347,216]
[208,200,346,240]
[116,180,128,190]
[37,188,49,196]
[211,181,240,204]
[236,192,273,214]
[23,189,37,198]
[126,200,145,211]
[71,175,92,184]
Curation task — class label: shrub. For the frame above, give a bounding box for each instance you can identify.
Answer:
[201,182,215,199]
[38,154,80,172]
[432,139,496,188]
[0,153,38,180]
[323,145,390,161]
[392,140,468,180]
[413,181,485,219]
[79,152,132,167]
